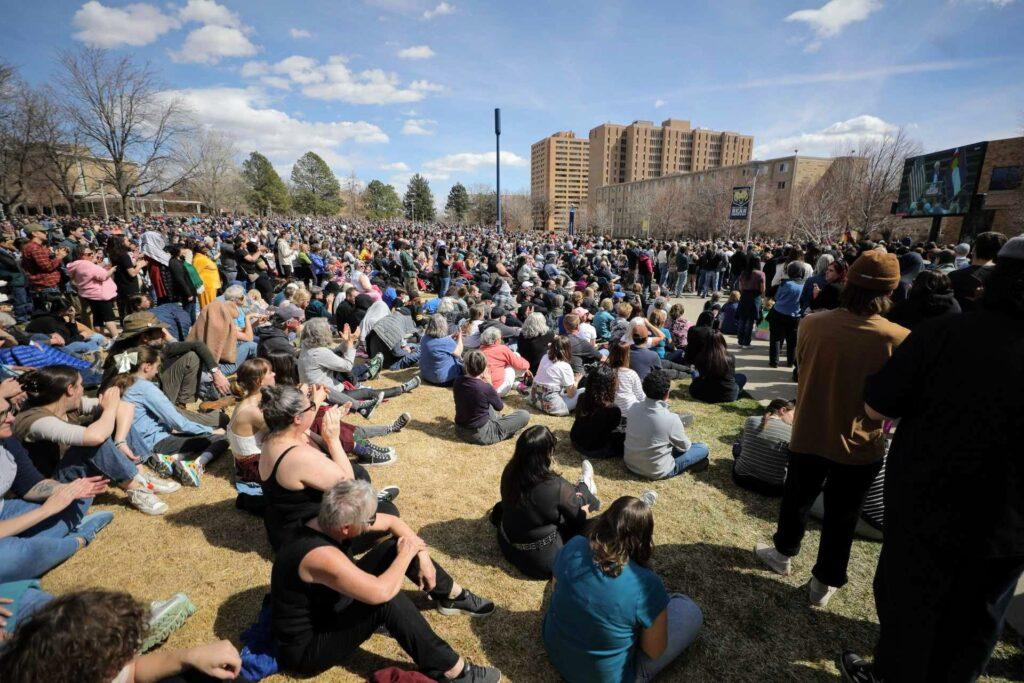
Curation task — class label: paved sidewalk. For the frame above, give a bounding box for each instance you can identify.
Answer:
[671,293,797,404]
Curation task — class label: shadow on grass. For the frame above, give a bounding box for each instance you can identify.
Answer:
[403,416,461,441]
[653,541,877,680]
[418,515,524,580]
[470,604,558,682]
[165,497,273,561]
[699,457,781,525]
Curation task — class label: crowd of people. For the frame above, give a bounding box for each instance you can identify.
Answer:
[0,211,1019,683]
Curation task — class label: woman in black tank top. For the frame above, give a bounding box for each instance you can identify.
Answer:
[257,385,397,551]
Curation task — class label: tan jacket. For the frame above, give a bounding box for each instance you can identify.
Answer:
[187,299,240,363]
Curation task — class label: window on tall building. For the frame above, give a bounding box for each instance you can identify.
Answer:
[777,181,787,189]
[778,162,788,172]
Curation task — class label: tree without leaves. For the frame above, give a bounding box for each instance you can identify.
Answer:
[403,173,435,221]
[33,89,90,217]
[0,78,47,217]
[182,129,245,216]
[340,170,364,220]
[500,192,531,231]
[468,183,497,226]
[241,151,290,216]
[58,48,196,217]
[445,182,469,222]
[290,150,342,216]
[362,179,402,220]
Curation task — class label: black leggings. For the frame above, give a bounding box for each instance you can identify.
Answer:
[290,538,460,677]
[153,434,230,457]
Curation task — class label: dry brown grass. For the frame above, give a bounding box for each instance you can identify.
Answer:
[40,368,1023,682]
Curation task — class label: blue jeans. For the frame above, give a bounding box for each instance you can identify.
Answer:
[0,498,89,582]
[55,438,141,485]
[674,272,687,297]
[697,270,714,297]
[389,349,420,371]
[437,275,451,296]
[63,333,107,356]
[635,593,703,682]
[218,340,258,376]
[0,581,52,632]
[12,286,31,322]
[670,442,710,476]
[735,373,747,392]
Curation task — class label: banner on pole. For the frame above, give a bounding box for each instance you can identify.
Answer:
[729,186,752,220]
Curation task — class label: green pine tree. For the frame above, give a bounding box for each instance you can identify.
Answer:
[241,151,290,216]
[403,174,435,221]
[290,151,343,216]
[362,179,403,220]
[445,182,470,222]
[470,190,498,226]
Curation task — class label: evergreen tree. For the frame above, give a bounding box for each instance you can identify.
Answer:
[362,179,403,220]
[290,151,343,215]
[403,173,435,221]
[445,182,470,222]
[241,151,290,215]
[470,190,498,226]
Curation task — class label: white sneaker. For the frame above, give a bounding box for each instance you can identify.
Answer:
[754,542,792,576]
[0,280,8,286]
[640,490,658,508]
[808,577,838,608]
[128,488,169,515]
[578,459,596,496]
[137,472,181,495]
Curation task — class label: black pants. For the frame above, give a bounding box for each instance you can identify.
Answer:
[767,309,799,367]
[873,532,1024,682]
[154,434,229,456]
[291,538,460,677]
[772,451,882,587]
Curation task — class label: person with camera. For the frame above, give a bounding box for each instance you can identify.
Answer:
[20,224,67,311]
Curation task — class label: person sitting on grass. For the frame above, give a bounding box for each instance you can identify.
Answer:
[516,311,556,375]
[0,589,242,683]
[479,326,531,396]
[688,329,747,404]
[491,425,600,579]
[419,314,465,386]
[12,366,178,516]
[258,384,401,551]
[571,364,625,459]
[624,370,709,480]
[453,350,530,446]
[112,346,229,488]
[298,317,384,397]
[0,393,113,583]
[529,336,585,416]
[731,399,794,497]
[609,341,645,416]
[542,495,702,683]
[271,479,500,681]
[227,357,276,502]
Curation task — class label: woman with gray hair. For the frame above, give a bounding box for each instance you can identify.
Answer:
[419,313,464,386]
[516,312,555,375]
[479,326,531,396]
[270,478,499,680]
[258,384,400,550]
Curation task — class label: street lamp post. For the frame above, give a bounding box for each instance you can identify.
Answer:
[494,108,502,232]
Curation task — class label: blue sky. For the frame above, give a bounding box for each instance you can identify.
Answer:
[3,0,1023,204]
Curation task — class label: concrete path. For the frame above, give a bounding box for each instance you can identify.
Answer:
[670,293,797,404]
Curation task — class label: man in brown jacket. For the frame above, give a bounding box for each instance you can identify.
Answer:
[186,293,257,376]
[756,248,909,608]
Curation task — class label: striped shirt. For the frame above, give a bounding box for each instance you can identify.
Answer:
[734,416,792,487]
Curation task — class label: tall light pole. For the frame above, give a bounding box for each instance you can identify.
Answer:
[494,108,502,232]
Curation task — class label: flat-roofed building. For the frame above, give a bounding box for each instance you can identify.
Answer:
[531,131,590,231]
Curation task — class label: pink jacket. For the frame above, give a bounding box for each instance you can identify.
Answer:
[67,259,116,301]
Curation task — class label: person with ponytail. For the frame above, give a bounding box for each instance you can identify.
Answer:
[543,496,703,683]
[227,357,275,498]
[117,347,229,488]
[12,366,175,516]
[731,399,795,496]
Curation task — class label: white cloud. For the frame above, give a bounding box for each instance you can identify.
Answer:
[177,0,240,27]
[242,55,443,105]
[171,24,257,63]
[423,1,455,19]
[260,75,292,90]
[163,87,387,172]
[382,161,410,171]
[754,114,897,159]
[289,27,312,38]
[786,0,881,50]
[401,118,437,135]
[654,99,666,108]
[422,151,525,180]
[397,45,435,59]
[956,0,1015,5]
[72,1,180,48]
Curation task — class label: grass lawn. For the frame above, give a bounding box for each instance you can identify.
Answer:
[40,369,1024,681]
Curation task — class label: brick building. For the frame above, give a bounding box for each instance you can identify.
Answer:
[530,131,590,231]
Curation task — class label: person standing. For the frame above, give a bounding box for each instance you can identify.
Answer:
[20,225,67,311]
[755,249,908,608]
[840,237,1024,683]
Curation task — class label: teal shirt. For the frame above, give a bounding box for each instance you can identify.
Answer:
[543,536,669,682]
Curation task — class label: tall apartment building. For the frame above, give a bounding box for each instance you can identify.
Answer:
[588,119,754,190]
[531,131,590,231]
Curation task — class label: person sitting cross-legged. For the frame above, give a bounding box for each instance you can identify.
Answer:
[271,479,500,681]
[453,350,530,446]
[624,370,709,480]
